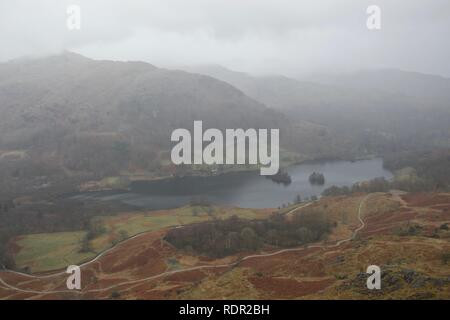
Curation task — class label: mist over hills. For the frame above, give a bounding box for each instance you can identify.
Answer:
[0,52,283,144]
[184,65,450,152]
[1,52,449,197]
[309,69,450,105]
[0,52,292,191]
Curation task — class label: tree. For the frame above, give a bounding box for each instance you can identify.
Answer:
[86,220,106,240]
[79,234,92,253]
[240,227,259,250]
[225,231,239,251]
[296,227,314,243]
[0,243,15,270]
[267,229,279,246]
[309,172,325,185]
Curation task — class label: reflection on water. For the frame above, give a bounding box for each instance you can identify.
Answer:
[73,158,392,210]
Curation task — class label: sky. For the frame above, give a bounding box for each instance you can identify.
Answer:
[1,0,449,77]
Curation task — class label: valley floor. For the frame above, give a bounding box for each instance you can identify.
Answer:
[1,192,449,300]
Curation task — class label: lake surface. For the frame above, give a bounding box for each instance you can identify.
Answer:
[73,158,392,210]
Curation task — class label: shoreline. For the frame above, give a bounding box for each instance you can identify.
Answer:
[79,154,380,193]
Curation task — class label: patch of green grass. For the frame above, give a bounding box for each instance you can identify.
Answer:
[14,231,95,273]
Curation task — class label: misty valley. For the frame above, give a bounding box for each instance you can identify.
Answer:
[0,52,449,301]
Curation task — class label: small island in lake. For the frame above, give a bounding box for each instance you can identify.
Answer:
[266,169,292,185]
[309,172,325,185]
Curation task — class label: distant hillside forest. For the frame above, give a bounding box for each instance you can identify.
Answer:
[323,150,450,196]
[1,53,450,202]
[165,210,332,258]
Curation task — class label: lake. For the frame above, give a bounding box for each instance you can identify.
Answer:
[73,158,392,210]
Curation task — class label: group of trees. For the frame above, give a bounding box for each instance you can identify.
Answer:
[266,170,292,185]
[79,220,107,253]
[165,211,331,258]
[322,177,391,196]
[384,149,450,191]
[0,232,15,269]
[309,172,325,185]
[322,150,450,198]
[320,174,437,196]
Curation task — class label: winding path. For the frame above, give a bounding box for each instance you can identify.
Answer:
[0,194,371,296]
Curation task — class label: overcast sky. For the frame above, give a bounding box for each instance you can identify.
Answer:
[1,0,449,77]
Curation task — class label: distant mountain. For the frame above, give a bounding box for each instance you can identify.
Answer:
[183,65,450,153]
[0,53,285,141]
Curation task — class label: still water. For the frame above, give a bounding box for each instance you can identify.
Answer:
[73,158,392,209]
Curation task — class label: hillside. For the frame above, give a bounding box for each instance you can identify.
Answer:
[1,191,448,299]
[0,52,290,196]
[184,65,450,154]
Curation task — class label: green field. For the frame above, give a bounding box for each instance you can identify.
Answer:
[12,205,270,273]
[14,231,95,273]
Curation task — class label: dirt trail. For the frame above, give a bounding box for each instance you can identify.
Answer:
[389,189,408,207]
[285,201,314,217]
[0,195,372,296]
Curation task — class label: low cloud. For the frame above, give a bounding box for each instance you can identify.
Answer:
[1,0,449,76]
